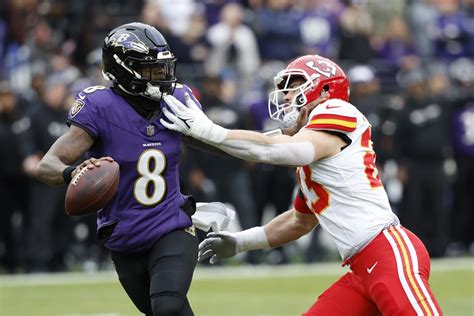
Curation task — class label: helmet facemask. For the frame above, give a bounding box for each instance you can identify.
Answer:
[104,51,177,100]
[268,69,315,127]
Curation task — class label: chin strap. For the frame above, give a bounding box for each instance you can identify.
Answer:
[282,108,300,127]
[145,83,163,100]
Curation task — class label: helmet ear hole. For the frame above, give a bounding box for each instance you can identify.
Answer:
[297,95,306,105]
[323,84,330,92]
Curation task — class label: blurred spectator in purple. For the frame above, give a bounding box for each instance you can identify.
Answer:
[0,19,7,79]
[373,16,419,72]
[253,0,301,61]
[297,0,342,59]
[431,0,473,59]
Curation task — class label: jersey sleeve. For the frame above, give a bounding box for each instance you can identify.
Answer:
[67,90,100,139]
[293,189,313,214]
[304,99,357,134]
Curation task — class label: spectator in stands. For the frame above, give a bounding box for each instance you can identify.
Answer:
[373,16,418,74]
[253,0,301,61]
[20,78,73,272]
[204,2,261,84]
[431,0,473,59]
[406,0,439,57]
[446,58,474,255]
[0,82,29,272]
[337,0,375,63]
[297,0,342,59]
[394,67,452,258]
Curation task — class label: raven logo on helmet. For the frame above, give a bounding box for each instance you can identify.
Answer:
[107,30,149,54]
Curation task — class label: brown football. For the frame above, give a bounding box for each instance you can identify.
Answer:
[65,160,120,216]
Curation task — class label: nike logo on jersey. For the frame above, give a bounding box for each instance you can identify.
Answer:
[326,104,341,109]
[367,262,378,274]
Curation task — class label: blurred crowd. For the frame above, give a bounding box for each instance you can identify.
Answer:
[0,0,473,273]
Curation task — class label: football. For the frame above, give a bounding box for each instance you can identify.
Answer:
[65,160,120,216]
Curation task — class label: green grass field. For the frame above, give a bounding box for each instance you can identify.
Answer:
[0,258,472,316]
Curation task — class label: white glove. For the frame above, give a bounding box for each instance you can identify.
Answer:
[160,93,228,144]
[198,231,238,264]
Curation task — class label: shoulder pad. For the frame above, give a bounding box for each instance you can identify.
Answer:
[306,99,357,133]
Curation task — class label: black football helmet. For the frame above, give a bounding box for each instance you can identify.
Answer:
[102,22,177,99]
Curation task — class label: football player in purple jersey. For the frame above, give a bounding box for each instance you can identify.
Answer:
[36,22,204,316]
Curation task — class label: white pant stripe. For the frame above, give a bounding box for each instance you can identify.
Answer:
[383,228,424,315]
[396,226,439,316]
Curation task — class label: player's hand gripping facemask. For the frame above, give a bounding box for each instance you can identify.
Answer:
[161,93,228,143]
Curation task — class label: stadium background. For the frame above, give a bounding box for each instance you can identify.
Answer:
[0,0,473,314]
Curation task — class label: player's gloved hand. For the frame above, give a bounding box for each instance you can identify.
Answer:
[198,231,238,264]
[161,93,228,144]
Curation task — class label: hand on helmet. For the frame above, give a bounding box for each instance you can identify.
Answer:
[198,231,239,264]
[161,93,228,144]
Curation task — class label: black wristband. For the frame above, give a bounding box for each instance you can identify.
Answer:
[62,166,77,184]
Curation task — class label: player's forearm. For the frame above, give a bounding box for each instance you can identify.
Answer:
[36,127,93,186]
[263,210,317,247]
[213,130,315,166]
[233,210,317,254]
[36,153,69,186]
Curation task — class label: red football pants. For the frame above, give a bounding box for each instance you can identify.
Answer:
[303,225,442,315]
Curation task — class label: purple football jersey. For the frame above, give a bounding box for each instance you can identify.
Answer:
[68,84,199,253]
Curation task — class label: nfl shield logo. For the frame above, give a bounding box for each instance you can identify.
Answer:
[146,125,155,136]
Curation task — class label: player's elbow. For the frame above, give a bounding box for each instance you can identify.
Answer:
[35,158,61,186]
[35,159,48,182]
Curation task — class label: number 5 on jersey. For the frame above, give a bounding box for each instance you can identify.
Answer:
[134,149,167,206]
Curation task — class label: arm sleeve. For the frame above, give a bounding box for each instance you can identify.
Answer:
[217,139,315,167]
[67,95,100,139]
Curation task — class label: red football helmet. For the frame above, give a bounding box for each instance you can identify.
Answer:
[268,55,350,126]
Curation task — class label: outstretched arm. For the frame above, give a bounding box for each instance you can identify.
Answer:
[198,209,319,263]
[161,94,344,167]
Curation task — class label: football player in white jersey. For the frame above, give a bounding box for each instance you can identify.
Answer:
[161,55,442,315]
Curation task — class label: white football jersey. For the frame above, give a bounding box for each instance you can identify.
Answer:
[295,98,399,260]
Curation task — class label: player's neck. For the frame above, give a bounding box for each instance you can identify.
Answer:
[112,87,160,119]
